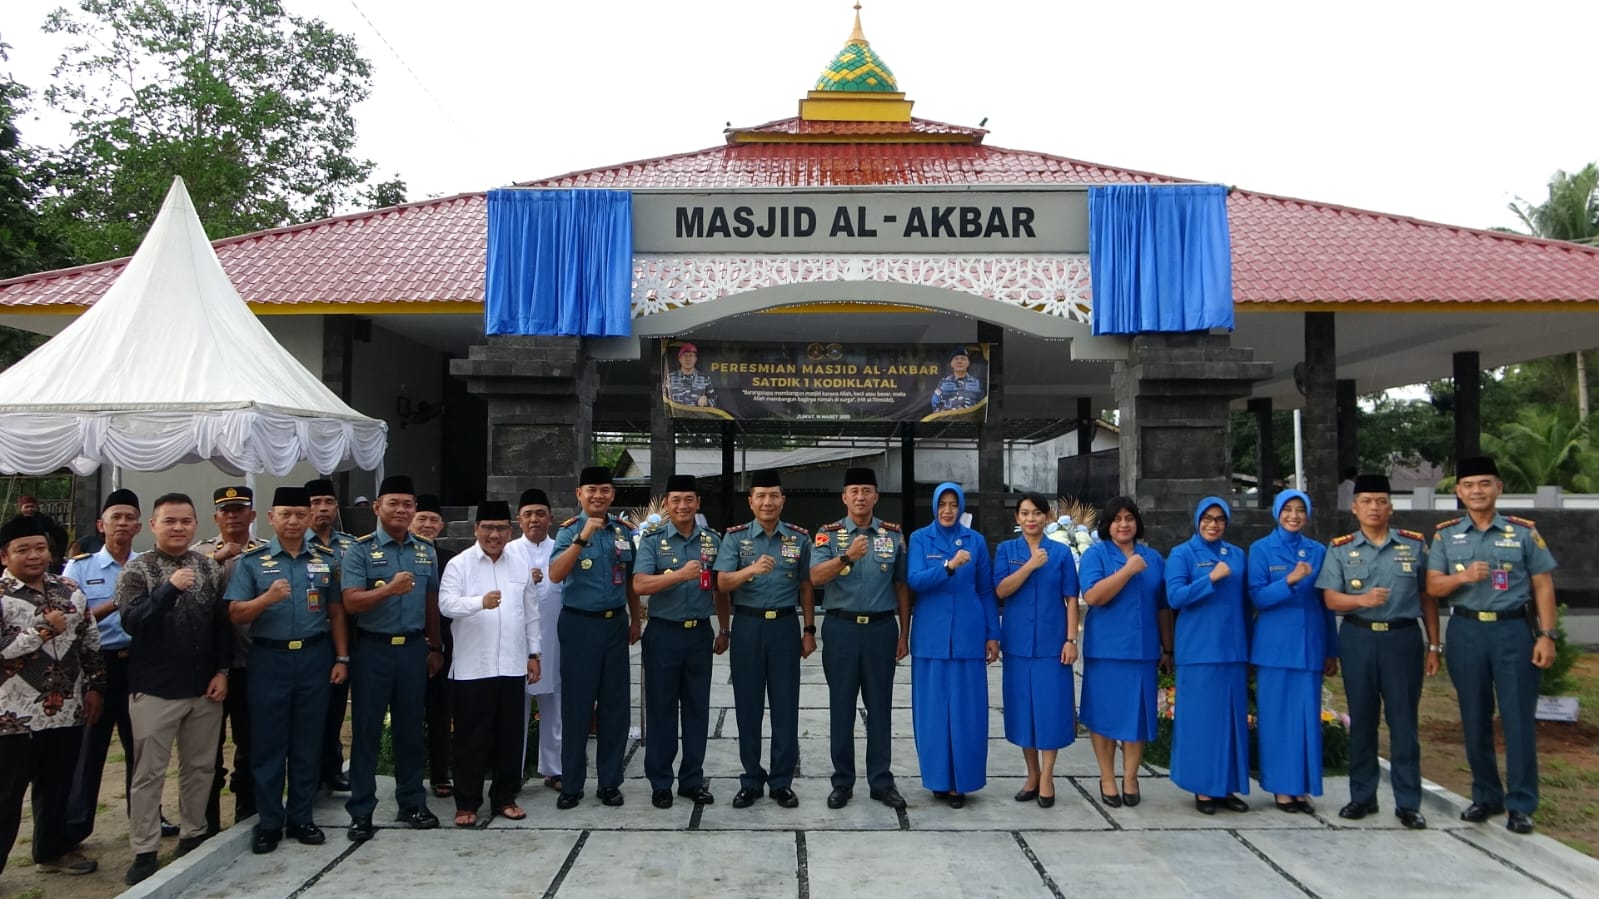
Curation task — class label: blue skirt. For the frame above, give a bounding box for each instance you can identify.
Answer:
[911,658,989,793]
[1001,655,1075,750]
[1080,658,1158,743]
[1255,666,1323,797]
[1170,662,1249,797]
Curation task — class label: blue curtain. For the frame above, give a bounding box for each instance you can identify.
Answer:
[1088,184,1234,335]
[485,189,633,337]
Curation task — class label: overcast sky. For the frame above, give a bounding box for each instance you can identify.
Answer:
[4,0,1596,232]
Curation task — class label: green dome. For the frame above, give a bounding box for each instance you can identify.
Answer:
[814,14,899,92]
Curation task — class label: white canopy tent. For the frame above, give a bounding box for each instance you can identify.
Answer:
[0,177,387,477]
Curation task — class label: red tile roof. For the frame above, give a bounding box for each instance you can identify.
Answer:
[731,116,987,138]
[4,123,1598,310]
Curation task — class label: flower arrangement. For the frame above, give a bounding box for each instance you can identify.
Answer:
[1046,496,1100,567]
[621,496,667,547]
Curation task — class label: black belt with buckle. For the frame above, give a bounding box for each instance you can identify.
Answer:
[106,647,131,659]
[1343,616,1417,632]
[653,616,709,629]
[254,632,329,651]
[734,606,796,620]
[563,606,626,619]
[826,609,895,624]
[358,630,425,646]
[1452,604,1528,622]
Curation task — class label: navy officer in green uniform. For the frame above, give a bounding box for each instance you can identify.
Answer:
[1316,474,1440,829]
[1427,455,1559,835]
[714,468,815,809]
[225,486,350,854]
[306,478,359,794]
[632,474,721,809]
[810,467,910,810]
[339,475,443,841]
[549,465,642,809]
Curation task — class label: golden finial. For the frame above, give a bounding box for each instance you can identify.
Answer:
[848,2,868,45]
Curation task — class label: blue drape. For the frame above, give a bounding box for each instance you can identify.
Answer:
[1088,184,1234,335]
[485,189,633,337]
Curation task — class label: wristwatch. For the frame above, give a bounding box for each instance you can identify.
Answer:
[572,536,589,547]
[528,653,541,660]
[335,655,351,664]
[1535,629,1557,640]
[1427,643,1444,653]
[804,625,817,635]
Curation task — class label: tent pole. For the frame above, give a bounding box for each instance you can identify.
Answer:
[110,464,121,491]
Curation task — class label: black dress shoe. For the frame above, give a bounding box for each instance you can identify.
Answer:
[1395,808,1428,830]
[948,793,965,809]
[1507,811,1535,834]
[286,822,326,845]
[160,816,180,838]
[732,787,762,808]
[1275,800,1300,813]
[1037,793,1056,809]
[1195,797,1218,815]
[1460,802,1505,823]
[125,851,160,885]
[1101,791,1123,809]
[826,787,852,809]
[325,772,351,793]
[597,786,624,807]
[1220,794,1249,813]
[1295,799,1315,815]
[251,829,281,855]
[556,793,582,810]
[870,786,907,809]
[678,784,715,805]
[347,817,374,842]
[175,833,209,856]
[932,790,949,801]
[1123,790,1141,808]
[1014,788,1039,802]
[651,789,673,809]
[771,787,799,808]
[395,806,439,829]
[1339,799,1378,820]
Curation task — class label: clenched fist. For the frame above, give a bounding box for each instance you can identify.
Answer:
[1209,561,1231,583]
[170,568,197,591]
[483,590,502,610]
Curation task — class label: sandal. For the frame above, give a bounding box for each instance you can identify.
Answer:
[497,804,527,821]
[432,783,454,798]
[542,776,562,792]
[453,810,476,828]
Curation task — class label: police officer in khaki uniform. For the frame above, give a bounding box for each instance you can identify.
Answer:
[1427,456,1558,835]
[810,468,909,810]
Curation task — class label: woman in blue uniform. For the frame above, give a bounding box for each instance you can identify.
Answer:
[907,482,998,808]
[1165,496,1251,814]
[1248,490,1337,813]
[1078,497,1170,808]
[993,492,1080,808]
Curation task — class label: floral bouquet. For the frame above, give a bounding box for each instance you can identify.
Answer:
[1046,496,1101,567]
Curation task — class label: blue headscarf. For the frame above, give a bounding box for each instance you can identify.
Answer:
[1193,495,1230,533]
[932,482,965,537]
[1271,489,1312,549]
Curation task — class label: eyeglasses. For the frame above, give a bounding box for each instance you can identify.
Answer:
[1199,514,1228,525]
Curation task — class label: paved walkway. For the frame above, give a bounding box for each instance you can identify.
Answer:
[127,647,1599,898]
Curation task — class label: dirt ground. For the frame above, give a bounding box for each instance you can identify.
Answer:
[2,722,350,899]
[1326,650,1599,857]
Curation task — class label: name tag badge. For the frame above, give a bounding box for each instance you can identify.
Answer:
[612,565,624,586]
[87,578,105,585]
[1491,569,1510,591]
[308,587,321,614]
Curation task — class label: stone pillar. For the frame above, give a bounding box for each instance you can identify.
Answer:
[1302,313,1339,536]
[1453,350,1481,463]
[450,335,596,511]
[321,316,360,498]
[1247,397,1274,509]
[977,323,1006,537]
[1112,333,1271,548]
[648,339,675,496]
[720,421,736,529]
[1336,378,1358,477]
[900,422,917,532]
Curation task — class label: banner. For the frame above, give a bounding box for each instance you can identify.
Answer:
[663,342,989,423]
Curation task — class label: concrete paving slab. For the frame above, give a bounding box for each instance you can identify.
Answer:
[177,837,352,899]
[901,778,1110,831]
[1451,823,1599,898]
[1097,776,1323,831]
[301,829,578,897]
[624,736,751,780]
[805,830,1049,898]
[715,707,839,740]
[1243,829,1567,898]
[1026,830,1295,898]
[505,784,698,829]
[693,777,903,831]
[1307,774,1467,831]
[555,830,797,898]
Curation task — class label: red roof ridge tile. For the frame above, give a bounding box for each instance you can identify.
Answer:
[515,143,735,189]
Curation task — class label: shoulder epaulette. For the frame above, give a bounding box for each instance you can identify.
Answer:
[784,523,809,535]
[880,521,902,532]
[1397,529,1426,542]
[245,539,267,550]
[311,543,335,555]
[1434,517,1461,530]
[821,522,845,532]
[1506,515,1536,529]
[1330,534,1355,547]
[641,523,664,537]
[355,533,376,543]
[560,516,579,528]
[724,523,750,534]
[70,552,92,561]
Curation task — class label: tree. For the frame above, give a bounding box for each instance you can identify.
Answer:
[1507,164,1599,424]
[38,0,377,262]
[1479,408,1587,492]
[0,39,76,279]
[361,174,408,210]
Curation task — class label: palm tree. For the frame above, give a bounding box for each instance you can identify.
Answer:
[1508,164,1599,426]
[1480,409,1587,492]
